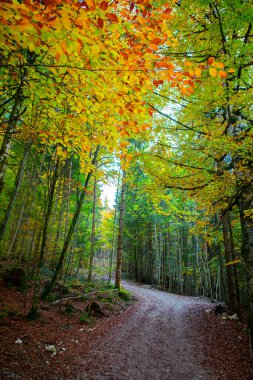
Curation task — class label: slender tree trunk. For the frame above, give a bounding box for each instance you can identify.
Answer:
[237,186,253,339]
[115,170,126,289]
[7,202,25,260]
[108,182,119,283]
[27,158,59,319]
[88,178,97,281]
[227,212,241,314]
[0,83,26,195]
[134,230,139,282]
[221,212,238,311]
[0,142,31,241]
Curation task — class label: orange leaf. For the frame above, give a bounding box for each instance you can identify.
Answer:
[219,70,227,78]
[86,0,95,8]
[55,52,61,60]
[106,13,118,23]
[209,67,217,77]
[99,1,108,10]
[61,40,68,55]
[228,68,236,73]
[181,86,188,95]
[184,61,193,67]
[150,44,159,51]
[163,13,173,20]
[207,57,215,65]
[151,38,162,45]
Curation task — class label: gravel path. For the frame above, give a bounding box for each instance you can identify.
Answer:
[1,280,252,379]
[76,282,244,380]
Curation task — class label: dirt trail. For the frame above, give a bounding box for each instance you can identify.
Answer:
[1,280,252,379]
[75,282,252,380]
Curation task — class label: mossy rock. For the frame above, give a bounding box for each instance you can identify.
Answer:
[118,288,131,301]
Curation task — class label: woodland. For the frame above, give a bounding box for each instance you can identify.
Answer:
[0,0,253,360]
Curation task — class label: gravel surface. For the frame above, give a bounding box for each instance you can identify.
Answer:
[75,281,253,380]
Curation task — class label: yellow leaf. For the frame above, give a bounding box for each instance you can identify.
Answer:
[212,61,225,69]
[86,0,95,7]
[194,67,202,78]
[209,68,217,77]
[225,259,241,266]
[228,68,236,73]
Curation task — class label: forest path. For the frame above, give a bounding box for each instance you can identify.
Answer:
[77,281,225,380]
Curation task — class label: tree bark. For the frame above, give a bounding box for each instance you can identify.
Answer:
[88,178,97,281]
[108,181,119,283]
[0,84,26,195]
[237,184,253,337]
[115,170,126,289]
[221,212,238,311]
[0,142,31,241]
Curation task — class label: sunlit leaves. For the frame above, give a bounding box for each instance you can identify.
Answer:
[209,67,218,77]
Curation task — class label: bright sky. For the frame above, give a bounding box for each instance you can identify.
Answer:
[101,183,117,209]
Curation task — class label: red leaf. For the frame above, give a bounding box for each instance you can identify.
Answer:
[151,38,162,45]
[153,79,164,87]
[100,1,108,11]
[164,7,172,14]
[97,17,103,29]
[106,13,118,23]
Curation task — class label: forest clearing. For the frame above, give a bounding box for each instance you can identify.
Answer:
[0,0,253,379]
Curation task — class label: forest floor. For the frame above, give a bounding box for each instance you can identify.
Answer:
[0,279,253,379]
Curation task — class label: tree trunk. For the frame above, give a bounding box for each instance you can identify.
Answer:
[0,142,31,241]
[88,178,97,281]
[108,181,119,283]
[237,185,253,338]
[0,84,26,195]
[221,212,239,311]
[27,158,59,319]
[115,170,126,289]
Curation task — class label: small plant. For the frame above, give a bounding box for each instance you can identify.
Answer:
[69,278,83,289]
[0,305,8,319]
[79,312,95,326]
[0,305,17,319]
